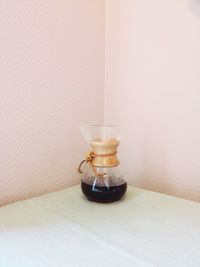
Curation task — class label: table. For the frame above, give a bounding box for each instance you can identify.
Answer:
[0,185,200,267]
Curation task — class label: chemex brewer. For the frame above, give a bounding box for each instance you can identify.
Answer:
[77,125,127,203]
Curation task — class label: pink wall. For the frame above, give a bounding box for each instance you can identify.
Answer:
[105,0,200,201]
[0,1,105,205]
[1,0,199,205]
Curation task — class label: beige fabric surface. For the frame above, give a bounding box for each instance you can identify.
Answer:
[0,185,200,267]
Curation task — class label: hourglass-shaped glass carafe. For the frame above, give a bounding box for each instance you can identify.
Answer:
[78,125,127,203]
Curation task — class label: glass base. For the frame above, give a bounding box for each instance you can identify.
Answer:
[81,180,127,203]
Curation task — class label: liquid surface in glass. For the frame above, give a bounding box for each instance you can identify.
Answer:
[81,176,127,203]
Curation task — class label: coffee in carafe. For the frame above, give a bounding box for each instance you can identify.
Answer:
[77,125,127,203]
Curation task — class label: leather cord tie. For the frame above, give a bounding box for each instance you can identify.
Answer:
[77,151,117,178]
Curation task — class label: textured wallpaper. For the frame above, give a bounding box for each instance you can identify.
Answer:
[105,0,200,202]
[0,0,105,206]
[1,0,200,206]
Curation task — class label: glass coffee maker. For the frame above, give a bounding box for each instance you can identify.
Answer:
[77,125,127,203]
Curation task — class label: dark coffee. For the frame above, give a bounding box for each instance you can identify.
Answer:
[81,179,127,203]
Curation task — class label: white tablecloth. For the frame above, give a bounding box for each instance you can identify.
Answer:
[0,185,200,267]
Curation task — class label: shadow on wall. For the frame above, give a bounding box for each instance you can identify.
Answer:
[188,0,200,16]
